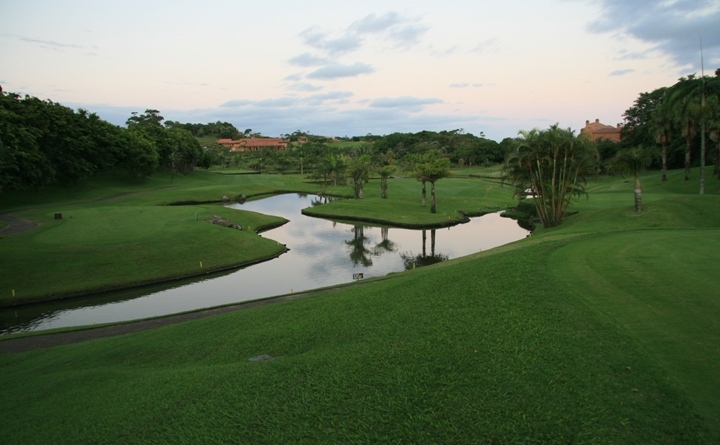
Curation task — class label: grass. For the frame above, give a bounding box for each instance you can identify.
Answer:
[0,171,338,304]
[303,176,516,226]
[0,166,719,443]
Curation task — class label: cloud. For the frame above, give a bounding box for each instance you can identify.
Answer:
[350,12,403,34]
[254,97,301,107]
[288,52,331,67]
[609,68,635,77]
[68,99,509,141]
[451,83,487,88]
[306,63,375,79]
[287,82,324,92]
[16,36,99,55]
[306,91,354,105]
[470,39,500,54]
[299,27,362,57]
[388,24,429,48]
[283,73,304,81]
[219,99,253,108]
[19,36,85,49]
[297,11,428,61]
[587,0,720,69]
[369,96,443,112]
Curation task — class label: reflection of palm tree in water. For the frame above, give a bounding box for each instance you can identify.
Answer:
[310,195,334,207]
[345,225,373,267]
[373,227,397,255]
[400,229,449,270]
[347,226,400,267]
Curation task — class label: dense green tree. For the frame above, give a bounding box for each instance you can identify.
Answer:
[504,125,597,228]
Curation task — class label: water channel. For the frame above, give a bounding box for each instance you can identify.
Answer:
[0,194,529,334]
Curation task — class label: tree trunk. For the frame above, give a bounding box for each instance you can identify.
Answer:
[430,182,436,213]
[661,137,668,182]
[355,178,363,199]
[430,229,436,256]
[421,230,427,258]
[700,92,705,195]
[634,176,642,213]
[381,178,388,199]
[684,122,692,181]
[421,180,426,207]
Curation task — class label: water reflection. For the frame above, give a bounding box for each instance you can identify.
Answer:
[0,194,529,334]
[400,229,450,270]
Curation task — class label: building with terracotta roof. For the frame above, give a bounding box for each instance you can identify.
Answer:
[216,137,289,152]
[580,119,623,142]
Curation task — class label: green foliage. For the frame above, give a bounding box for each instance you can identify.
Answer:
[504,125,597,228]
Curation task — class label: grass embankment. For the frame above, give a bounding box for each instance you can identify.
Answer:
[0,167,718,443]
[0,171,345,304]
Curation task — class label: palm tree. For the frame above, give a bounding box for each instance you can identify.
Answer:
[669,70,720,192]
[414,152,451,213]
[503,125,596,228]
[649,88,673,182]
[346,155,371,199]
[668,75,703,183]
[378,165,395,199]
[609,146,656,213]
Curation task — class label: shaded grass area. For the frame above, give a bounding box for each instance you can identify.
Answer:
[0,238,712,444]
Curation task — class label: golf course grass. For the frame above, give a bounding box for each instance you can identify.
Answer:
[0,167,718,443]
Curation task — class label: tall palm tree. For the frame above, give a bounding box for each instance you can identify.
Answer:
[649,88,673,182]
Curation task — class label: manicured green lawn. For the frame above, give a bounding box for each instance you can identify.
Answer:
[303,176,516,226]
[0,167,718,443]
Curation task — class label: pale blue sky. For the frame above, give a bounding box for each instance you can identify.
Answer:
[1,0,718,140]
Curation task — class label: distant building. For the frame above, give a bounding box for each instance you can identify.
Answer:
[216,137,289,152]
[580,119,622,142]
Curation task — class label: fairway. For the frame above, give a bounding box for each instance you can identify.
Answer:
[549,230,720,433]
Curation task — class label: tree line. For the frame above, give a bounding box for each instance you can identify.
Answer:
[0,94,212,191]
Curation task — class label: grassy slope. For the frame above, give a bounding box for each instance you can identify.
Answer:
[0,171,345,304]
[0,167,718,443]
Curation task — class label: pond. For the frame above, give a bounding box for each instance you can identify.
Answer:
[0,194,529,334]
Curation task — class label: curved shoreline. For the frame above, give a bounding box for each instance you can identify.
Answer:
[0,283,356,354]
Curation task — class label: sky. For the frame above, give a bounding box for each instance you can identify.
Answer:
[1,0,719,141]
